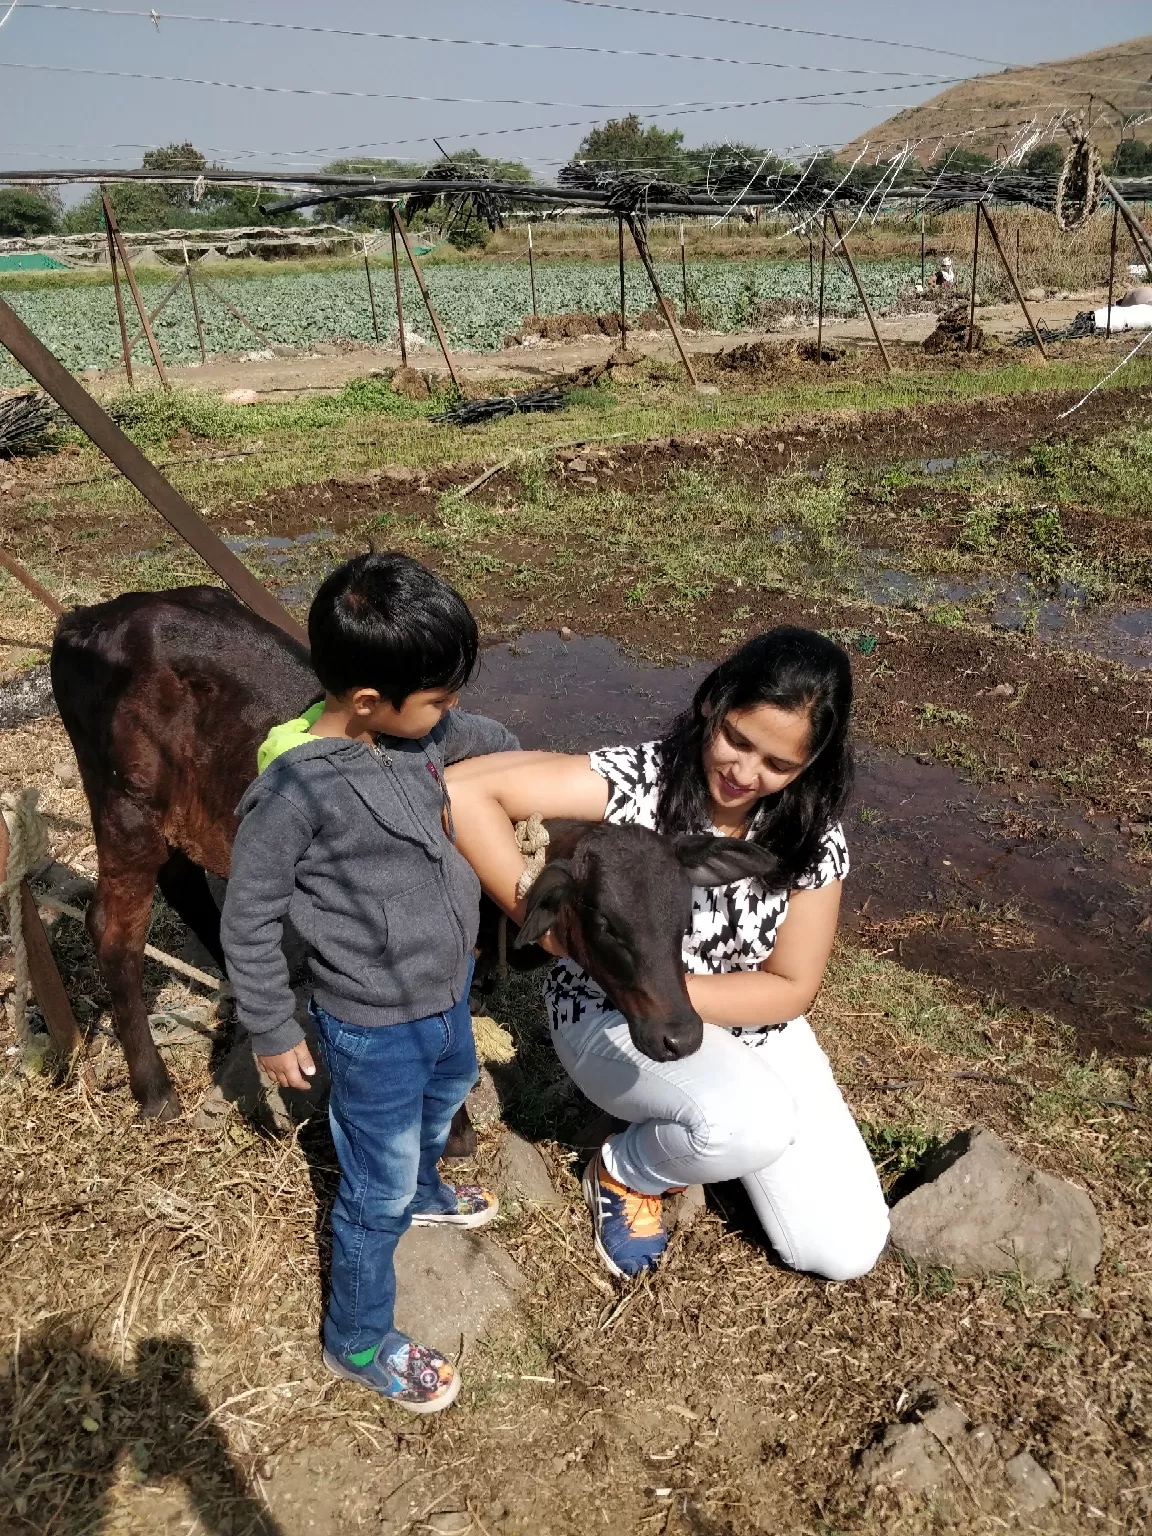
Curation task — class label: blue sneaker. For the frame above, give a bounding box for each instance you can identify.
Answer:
[582,1144,680,1279]
[323,1331,461,1414]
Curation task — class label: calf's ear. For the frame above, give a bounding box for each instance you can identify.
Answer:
[674,834,781,888]
[514,860,575,947]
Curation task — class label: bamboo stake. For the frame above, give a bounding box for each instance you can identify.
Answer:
[624,212,698,385]
[826,208,892,372]
[920,217,925,289]
[680,221,688,314]
[617,216,628,351]
[816,214,828,359]
[528,225,538,318]
[392,207,463,392]
[389,208,408,365]
[184,244,207,365]
[966,201,981,352]
[1106,205,1118,339]
[808,230,814,301]
[0,548,64,616]
[362,236,381,343]
[977,204,1047,360]
[104,206,133,388]
[0,814,84,1060]
[100,191,169,389]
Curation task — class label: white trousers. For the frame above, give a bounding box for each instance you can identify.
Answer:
[553,1009,890,1282]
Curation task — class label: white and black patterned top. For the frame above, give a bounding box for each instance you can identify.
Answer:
[544,741,849,1034]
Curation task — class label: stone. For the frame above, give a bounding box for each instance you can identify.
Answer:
[53,757,78,787]
[465,1063,503,1128]
[559,626,574,642]
[1024,286,1045,303]
[495,1129,563,1206]
[221,388,259,405]
[988,682,1014,698]
[667,1184,706,1231]
[889,1127,1101,1284]
[1004,1451,1058,1513]
[393,1225,523,1353]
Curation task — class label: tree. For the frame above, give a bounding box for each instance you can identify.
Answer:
[1021,143,1066,177]
[927,148,994,176]
[1113,138,1152,175]
[574,115,687,176]
[0,188,60,237]
[682,142,784,186]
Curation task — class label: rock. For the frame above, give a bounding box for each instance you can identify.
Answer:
[1024,286,1045,303]
[495,1129,563,1206]
[667,1184,706,1231]
[393,1225,523,1352]
[377,464,417,484]
[1004,1451,1057,1512]
[890,1127,1102,1284]
[53,757,78,787]
[221,388,259,405]
[695,383,720,395]
[558,626,574,642]
[391,365,431,400]
[988,682,1014,698]
[465,1063,503,1128]
[1120,284,1152,307]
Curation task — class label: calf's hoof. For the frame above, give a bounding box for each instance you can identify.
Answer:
[443,1104,477,1159]
[139,1090,183,1122]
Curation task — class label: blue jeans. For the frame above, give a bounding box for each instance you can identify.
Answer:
[311,982,478,1359]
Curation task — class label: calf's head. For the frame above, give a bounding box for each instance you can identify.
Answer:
[514,819,780,1063]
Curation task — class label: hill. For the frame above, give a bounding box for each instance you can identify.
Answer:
[841,36,1152,166]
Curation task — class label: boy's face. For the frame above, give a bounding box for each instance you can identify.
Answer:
[348,686,459,740]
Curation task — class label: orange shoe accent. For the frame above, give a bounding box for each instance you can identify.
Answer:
[597,1162,667,1239]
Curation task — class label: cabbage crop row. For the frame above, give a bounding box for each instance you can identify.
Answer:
[0,258,920,384]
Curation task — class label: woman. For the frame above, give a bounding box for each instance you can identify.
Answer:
[446,627,889,1284]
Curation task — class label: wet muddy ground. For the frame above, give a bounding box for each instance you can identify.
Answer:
[463,632,1150,1057]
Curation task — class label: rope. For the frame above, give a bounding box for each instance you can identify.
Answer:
[1056,327,1152,420]
[2,788,51,1042]
[1054,131,1102,232]
[514,813,550,900]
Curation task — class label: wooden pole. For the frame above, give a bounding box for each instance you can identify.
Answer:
[389,208,408,365]
[920,218,926,288]
[624,212,699,386]
[977,204,1047,360]
[0,548,64,616]
[816,213,828,359]
[1100,175,1152,278]
[184,244,207,365]
[617,216,628,350]
[104,205,133,388]
[527,225,538,318]
[0,295,308,645]
[1015,226,1021,283]
[363,237,381,343]
[680,221,688,314]
[966,201,981,352]
[0,814,84,1060]
[196,275,273,347]
[100,191,169,389]
[125,270,186,356]
[808,230,814,301]
[391,207,463,393]
[1106,205,1119,340]
[826,208,892,373]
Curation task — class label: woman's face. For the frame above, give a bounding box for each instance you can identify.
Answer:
[701,701,813,821]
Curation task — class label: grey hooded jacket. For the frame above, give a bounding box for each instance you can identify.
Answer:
[220,709,518,1056]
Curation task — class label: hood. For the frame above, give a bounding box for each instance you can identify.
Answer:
[256,702,326,774]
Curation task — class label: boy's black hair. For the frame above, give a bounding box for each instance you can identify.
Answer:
[308,550,478,706]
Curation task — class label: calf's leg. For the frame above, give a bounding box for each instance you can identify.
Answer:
[89,819,180,1119]
[156,847,226,971]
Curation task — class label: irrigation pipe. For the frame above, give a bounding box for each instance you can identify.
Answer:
[1056,328,1152,421]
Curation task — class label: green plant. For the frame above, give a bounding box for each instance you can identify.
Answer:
[919,703,973,727]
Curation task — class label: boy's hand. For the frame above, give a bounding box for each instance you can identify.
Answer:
[256,1041,318,1091]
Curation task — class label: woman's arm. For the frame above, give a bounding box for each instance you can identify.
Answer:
[445,751,610,920]
[685,882,842,1028]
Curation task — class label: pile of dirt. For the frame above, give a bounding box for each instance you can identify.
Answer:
[505,312,623,345]
[710,337,851,377]
[923,303,1002,354]
[389,364,432,399]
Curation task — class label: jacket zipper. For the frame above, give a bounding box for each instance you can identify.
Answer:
[371,743,469,964]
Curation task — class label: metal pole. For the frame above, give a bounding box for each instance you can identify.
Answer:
[184,243,207,365]
[389,207,408,365]
[1106,204,1119,340]
[977,204,1047,360]
[104,204,133,388]
[1100,174,1152,278]
[363,236,381,343]
[196,275,273,347]
[1015,226,1021,283]
[528,224,538,318]
[816,213,828,358]
[618,216,628,350]
[920,218,925,288]
[624,212,699,385]
[0,814,84,1060]
[0,296,308,645]
[826,208,892,373]
[125,270,186,356]
[101,191,169,389]
[966,201,981,352]
[808,230,814,301]
[680,221,688,314]
[391,207,463,393]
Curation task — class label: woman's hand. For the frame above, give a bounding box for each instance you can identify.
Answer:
[446,751,610,920]
[685,882,842,1028]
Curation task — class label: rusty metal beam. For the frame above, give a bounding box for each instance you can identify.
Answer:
[101,191,170,389]
[0,814,84,1060]
[0,297,308,646]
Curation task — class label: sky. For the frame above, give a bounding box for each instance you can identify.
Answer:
[0,0,1149,183]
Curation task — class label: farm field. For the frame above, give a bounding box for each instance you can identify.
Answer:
[1,333,1151,1534]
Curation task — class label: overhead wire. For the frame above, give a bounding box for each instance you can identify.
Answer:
[8,4,963,80]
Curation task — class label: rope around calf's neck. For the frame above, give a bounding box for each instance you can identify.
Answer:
[514,813,549,900]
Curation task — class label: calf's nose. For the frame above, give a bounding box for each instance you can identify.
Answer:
[659,1019,703,1060]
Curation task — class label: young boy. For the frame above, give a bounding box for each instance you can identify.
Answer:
[221,551,518,1414]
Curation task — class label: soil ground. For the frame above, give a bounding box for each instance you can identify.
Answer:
[1,320,1150,1534]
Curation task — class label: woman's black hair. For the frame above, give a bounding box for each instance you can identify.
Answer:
[308,550,478,705]
[656,626,853,889]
